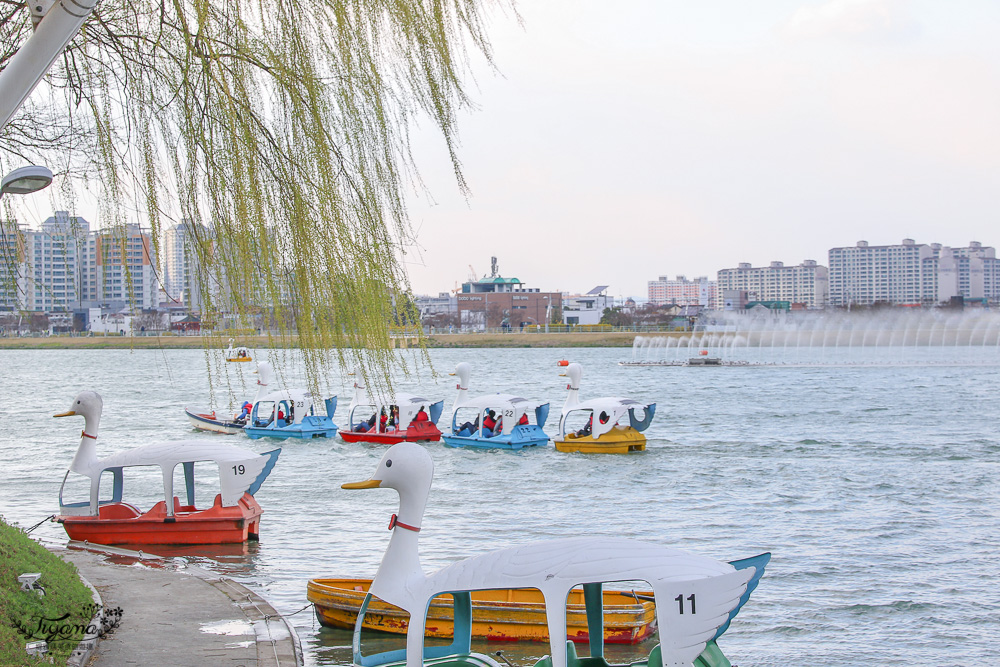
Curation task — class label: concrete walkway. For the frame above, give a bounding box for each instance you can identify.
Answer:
[53,543,301,667]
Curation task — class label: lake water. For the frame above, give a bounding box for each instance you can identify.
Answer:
[1,347,998,666]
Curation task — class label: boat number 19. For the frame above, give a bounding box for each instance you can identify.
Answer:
[675,594,696,614]
[232,465,246,475]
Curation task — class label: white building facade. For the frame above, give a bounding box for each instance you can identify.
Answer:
[647,275,716,307]
[562,286,614,325]
[716,260,828,309]
[162,219,210,310]
[3,212,158,313]
[827,239,1000,307]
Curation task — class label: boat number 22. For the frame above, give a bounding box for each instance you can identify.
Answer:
[675,594,696,614]
[503,410,514,417]
[232,465,246,475]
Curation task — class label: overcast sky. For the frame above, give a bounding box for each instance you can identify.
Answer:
[402,0,1000,300]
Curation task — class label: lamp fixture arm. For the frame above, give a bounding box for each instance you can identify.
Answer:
[0,0,100,131]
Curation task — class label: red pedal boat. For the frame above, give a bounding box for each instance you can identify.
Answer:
[54,390,281,546]
[340,370,444,443]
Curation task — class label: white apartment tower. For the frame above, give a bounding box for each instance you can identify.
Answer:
[11,212,158,312]
[163,219,209,310]
[716,260,828,309]
[647,275,717,307]
[827,239,1000,307]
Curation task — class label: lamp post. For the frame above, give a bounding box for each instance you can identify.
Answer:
[543,296,550,334]
[0,166,53,198]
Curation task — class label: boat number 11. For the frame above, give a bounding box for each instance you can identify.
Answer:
[232,465,246,475]
[675,594,696,614]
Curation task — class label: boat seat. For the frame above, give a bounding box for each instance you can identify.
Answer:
[173,497,198,513]
[533,641,610,667]
[97,503,142,520]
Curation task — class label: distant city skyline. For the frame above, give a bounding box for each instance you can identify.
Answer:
[7,1,998,302]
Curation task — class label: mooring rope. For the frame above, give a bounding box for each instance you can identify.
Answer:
[24,514,55,534]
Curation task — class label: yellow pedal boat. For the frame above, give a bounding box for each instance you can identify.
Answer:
[307,578,656,644]
[553,363,655,454]
[555,425,647,454]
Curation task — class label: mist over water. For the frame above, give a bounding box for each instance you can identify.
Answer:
[1,347,998,666]
[632,309,1000,366]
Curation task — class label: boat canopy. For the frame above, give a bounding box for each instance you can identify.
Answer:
[251,389,335,426]
[349,393,443,428]
[559,398,656,439]
[60,442,281,516]
[450,394,550,434]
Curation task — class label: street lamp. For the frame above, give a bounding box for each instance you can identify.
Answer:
[543,296,550,334]
[1,165,53,198]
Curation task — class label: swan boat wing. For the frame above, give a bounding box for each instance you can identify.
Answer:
[423,537,754,667]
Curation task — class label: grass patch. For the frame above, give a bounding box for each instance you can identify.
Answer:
[0,517,94,666]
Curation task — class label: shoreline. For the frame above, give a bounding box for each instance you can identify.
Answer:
[0,331,659,349]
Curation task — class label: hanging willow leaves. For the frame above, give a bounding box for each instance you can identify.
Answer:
[0,0,512,392]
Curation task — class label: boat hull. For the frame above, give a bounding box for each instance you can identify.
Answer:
[244,416,338,440]
[58,493,262,545]
[340,421,442,444]
[442,425,548,450]
[245,425,338,440]
[185,408,244,435]
[554,427,646,454]
[307,578,655,644]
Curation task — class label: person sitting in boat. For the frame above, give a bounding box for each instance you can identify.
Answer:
[456,415,479,437]
[482,410,498,438]
[518,413,529,426]
[379,408,388,432]
[386,405,399,432]
[599,411,610,425]
[277,407,286,425]
[356,412,377,432]
[414,407,428,422]
[234,401,252,423]
[576,413,593,437]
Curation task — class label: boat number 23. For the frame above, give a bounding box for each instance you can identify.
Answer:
[675,594,696,614]
[232,465,246,475]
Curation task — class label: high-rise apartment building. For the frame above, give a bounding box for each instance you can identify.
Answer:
[716,260,828,309]
[827,239,1000,306]
[647,275,716,307]
[0,220,26,309]
[162,219,210,310]
[8,212,158,313]
[93,223,158,310]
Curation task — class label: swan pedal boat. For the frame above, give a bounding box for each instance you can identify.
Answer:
[186,361,275,435]
[184,409,247,435]
[224,339,253,362]
[441,363,550,450]
[341,372,444,443]
[341,442,770,667]
[55,391,281,545]
[308,578,656,643]
[244,390,339,440]
[554,363,655,454]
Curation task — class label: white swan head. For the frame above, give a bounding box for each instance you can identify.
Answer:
[256,361,274,387]
[451,362,471,390]
[343,441,433,492]
[563,362,582,390]
[342,442,434,528]
[54,390,103,423]
[54,390,104,474]
[560,363,582,411]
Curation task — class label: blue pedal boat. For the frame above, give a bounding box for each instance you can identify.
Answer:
[441,362,550,450]
[244,389,339,440]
